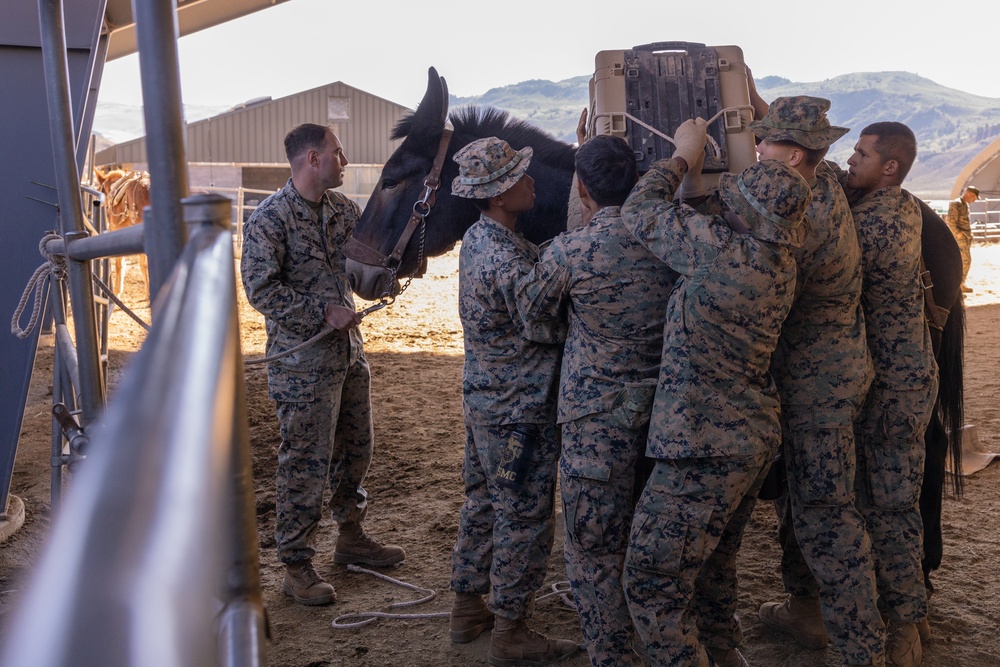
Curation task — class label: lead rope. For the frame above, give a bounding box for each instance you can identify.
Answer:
[330,565,575,630]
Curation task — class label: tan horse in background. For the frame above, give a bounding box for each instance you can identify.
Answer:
[93,166,150,299]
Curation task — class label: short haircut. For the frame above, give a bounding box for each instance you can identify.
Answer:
[470,197,492,212]
[575,135,638,207]
[769,139,829,168]
[860,121,917,183]
[284,123,330,163]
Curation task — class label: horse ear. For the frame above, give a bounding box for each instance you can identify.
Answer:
[413,67,446,134]
[439,75,449,127]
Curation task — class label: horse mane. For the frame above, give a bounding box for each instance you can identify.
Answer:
[391,105,575,168]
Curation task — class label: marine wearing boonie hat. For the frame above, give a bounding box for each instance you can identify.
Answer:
[718,159,812,246]
[965,185,981,198]
[451,137,533,199]
[749,96,849,150]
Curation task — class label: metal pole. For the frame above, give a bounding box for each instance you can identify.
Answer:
[133,0,190,306]
[37,0,105,421]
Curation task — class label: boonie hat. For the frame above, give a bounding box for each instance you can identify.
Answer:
[749,96,849,150]
[966,185,981,198]
[451,137,533,199]
[719,159,812,246]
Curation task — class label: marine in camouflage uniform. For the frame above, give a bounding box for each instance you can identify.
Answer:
[447,137,578,665]
[241,125,402,607]
[750,97,884,665]
[516,135,678,667]
[946,185,979,291]
[621,118,812,667]
[838,121,939,666]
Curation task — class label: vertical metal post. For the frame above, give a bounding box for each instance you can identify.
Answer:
[132,0,190,305]
[37,0,106,423]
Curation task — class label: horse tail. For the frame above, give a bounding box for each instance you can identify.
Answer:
[938,296,965,496]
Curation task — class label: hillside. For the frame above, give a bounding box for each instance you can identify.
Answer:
[449,71,1000,199]
[90,72,1000,199]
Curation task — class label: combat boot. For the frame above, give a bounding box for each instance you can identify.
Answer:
[450,592,495,643]
[709,647,750,667]
[887,622,922,667]
[758,595,829,649]
[334,522,406,567]
[283,560,336,606]
[916,616,931,643]
[487,616,580,666]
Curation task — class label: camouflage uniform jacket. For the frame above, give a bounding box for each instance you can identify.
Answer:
[850,186,937,394]
[622,158,799,459]
[771,161,872,419]
[946,197,971,233]
[459,214,561,426]
[240,178,364,401]
[515,206,678,424]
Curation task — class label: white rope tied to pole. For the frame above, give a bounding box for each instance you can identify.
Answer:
[11,233,64,339]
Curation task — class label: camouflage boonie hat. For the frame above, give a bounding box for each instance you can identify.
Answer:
[749,96,849,150]
[719,159,812,246]
[451,137,533,199]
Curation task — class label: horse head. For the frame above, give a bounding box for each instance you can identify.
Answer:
[346,67,577,301]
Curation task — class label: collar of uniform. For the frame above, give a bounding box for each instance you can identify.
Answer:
[285,178,330,221]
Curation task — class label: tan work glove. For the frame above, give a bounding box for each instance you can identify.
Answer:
[671,118,708,169]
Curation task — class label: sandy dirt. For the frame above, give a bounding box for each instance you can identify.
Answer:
[2,242,1000,666]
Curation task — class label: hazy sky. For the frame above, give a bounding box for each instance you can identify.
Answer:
[96,0,1000,110]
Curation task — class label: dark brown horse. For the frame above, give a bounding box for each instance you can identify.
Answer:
[345,67,965,591]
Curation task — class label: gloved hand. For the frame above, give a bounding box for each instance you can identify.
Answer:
[671,118,708,169]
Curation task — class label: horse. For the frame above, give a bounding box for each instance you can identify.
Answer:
[345,66,965,591]
[93,166,151,299]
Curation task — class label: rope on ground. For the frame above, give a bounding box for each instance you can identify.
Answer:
[91,274,150,332]
[11,233,64,339]
[330,567,578,630]
[330,564,450,630]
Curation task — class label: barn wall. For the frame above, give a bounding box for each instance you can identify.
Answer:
[95,81,409,167]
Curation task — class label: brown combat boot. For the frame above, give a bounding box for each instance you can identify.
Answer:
[334,522,406,567]
[283,560,336,606]
[487,616,579,666]
[758,595,829,649]
[450,592,495,643]
[887,622,923,667]
[916,616,931,643]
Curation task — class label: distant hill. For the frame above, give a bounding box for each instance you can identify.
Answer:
[91,71,1000,199]
[449,71,1000,199]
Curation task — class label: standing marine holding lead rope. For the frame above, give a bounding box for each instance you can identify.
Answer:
[241,123,404,607]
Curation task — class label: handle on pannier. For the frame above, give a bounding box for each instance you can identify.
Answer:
[630,41,707,53]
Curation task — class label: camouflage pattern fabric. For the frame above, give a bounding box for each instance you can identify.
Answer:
[515,206,677,666]
[459,215,561,427]
[620,158,803,664]
[851,185,939,625]
[241,178,372,564]
[769,162,883,663]
[946,196,973,284]
[451,421,559,619]
[624,454,771,666]
[451,214,562,619]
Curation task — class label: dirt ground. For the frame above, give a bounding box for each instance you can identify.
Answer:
[2,242,1000,666]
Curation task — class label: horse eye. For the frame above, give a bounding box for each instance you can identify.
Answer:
[381,179,398,190]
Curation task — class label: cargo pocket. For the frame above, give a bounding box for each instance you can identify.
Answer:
[560,455,613,552]
[626,492,713,578]
[610,379,658,431]
[786,427,854,507]
[267,367,319,403]
[865,411,924,510]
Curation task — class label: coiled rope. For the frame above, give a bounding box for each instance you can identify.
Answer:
[330,566,576,630]
[11,233,64,339]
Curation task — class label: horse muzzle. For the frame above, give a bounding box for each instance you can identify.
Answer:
[346,257,400,301]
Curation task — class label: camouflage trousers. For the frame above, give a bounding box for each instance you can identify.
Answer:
[775,415,884,664]
[274,357,374,564]
[855,385,936,624]
[624,453,770,667]
[451,421,559,619]
[561,415,650,667]
[947,222,972,285]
